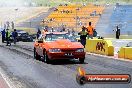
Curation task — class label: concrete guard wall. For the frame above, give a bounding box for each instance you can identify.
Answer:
[85,39,114,56]
[118,47,132,60]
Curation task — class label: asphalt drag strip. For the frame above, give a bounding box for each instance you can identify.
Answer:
[0,44,132,88]
[0,45,80,88]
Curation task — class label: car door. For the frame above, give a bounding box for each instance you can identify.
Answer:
[40,36,47,56]
[35,40,39,54]
[35,35,42,56]
[38,36,44,56]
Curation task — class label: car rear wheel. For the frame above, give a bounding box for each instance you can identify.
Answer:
[79,58,85,63]
[34,48,36,59]
[43,51,50,63]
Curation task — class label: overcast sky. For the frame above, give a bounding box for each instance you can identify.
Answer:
[0,0,37,6]
[0,0,24,6]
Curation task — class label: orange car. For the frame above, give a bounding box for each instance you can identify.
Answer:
[34,32,85,63]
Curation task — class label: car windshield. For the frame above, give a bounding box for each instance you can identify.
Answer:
[45,34,77,42]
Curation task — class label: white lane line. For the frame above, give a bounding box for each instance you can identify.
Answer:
[87,52,132,62]
[0,67,16,88]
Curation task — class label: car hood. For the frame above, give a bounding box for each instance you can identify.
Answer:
[46,39,84,49]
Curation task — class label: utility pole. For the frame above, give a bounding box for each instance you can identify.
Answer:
[76,9,77,30]
[76,0,78,31]
[42,19,45,29]
[29,21,31,28]
[14,8,18,25]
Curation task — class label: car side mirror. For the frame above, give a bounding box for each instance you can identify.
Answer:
[38,41,43,43]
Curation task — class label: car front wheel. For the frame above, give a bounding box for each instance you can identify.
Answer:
[34,48,36,59]
[79,58,85,63]
[43,51,50,63]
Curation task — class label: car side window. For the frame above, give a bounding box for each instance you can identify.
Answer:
[45,34,52,41]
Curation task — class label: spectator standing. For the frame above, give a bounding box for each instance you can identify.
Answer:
[62,27,65,32]
[87,22,94,39]
[42,28,48,35]
[1,29,6,43]
[12,29,18,44]
[67,29,70,35]
[78,26,88,48]
[51,27,54,32]
[6,29,11,46]
[93,29,98,37]
[71,29,75,36]
[116,26,120,39]
[37,28,41,39]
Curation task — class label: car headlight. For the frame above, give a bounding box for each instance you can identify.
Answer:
[49,48,61,52]
[76,48,84,52]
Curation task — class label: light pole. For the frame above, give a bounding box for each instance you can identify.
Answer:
[76,8,77,30]
[42,19,45,29]
[14,8,18,29]
[14,8,18,21]
[76,1,79,31]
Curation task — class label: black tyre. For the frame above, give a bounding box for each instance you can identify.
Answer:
[34,48,36,59]
[79,76,86,85]
[76,75,86,85]
[79,58,85,63]
[43,50,50,63]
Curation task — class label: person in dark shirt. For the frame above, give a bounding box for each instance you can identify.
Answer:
[12,29,18,44]
[1,29,5,43]
[116,26,120,39]
[78,26,88,48]
[37,28,41,39]
[93,29,97,37]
